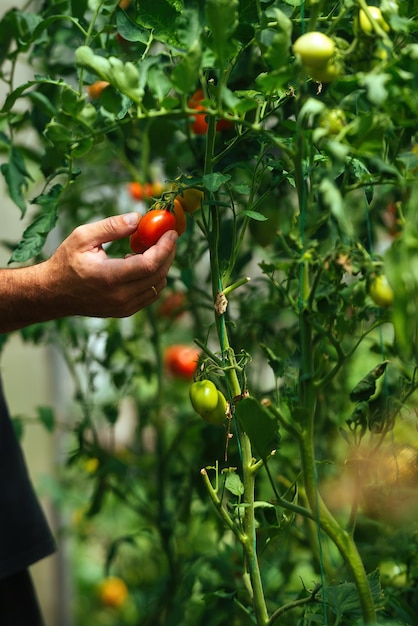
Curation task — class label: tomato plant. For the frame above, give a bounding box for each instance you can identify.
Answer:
[2,1,418,625]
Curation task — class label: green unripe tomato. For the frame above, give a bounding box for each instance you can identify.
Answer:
[369,274,394,307]
[293,32,335,68]
[202,390,228,425]
[320,108,346,135]
[305,60,341,83]
[189,380,218,416]
[358,6,389,35]
[378,561,407,588]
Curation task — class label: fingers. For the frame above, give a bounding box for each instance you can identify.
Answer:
[71,213,140,249]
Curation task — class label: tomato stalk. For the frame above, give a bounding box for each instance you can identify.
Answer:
[201,107,269,626]
[297,295,377,624]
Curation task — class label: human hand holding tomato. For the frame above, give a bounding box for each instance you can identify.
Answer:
[39,214,177,319]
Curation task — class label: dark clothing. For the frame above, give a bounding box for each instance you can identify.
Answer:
[0,375,55,624]
[0,569,46,626]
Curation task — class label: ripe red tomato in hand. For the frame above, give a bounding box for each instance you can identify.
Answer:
[129,223,147,254]
[133,209,176,250]
[164,345,200,379]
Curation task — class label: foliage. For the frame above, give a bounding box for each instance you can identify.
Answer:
[1,0,418,625]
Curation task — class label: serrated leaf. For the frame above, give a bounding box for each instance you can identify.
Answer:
[116,7,150,44]
[9,185,61,263]
[135,0,182,47]
[0,146,33,215]
[202,172,231,192]
[235,396,280,458]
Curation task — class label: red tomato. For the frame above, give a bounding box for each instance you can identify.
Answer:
[134,209,176,249]
[129,227,147,254]
[172,198,187,235]
[216,118,233,132]
[128,182,144,201]
[158,291,186,318]
[188,89,232,134]
[164,345,200,379]
[190,105,208,134]
[86,81,110,99]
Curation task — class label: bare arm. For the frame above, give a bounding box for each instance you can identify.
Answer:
[0,212,177,333]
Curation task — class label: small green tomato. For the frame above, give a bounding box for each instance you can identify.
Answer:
[358,6,389,35]
[369,274,394,307]
[202,390,228,425]
[293,32,335,68]
[189,380,219,415]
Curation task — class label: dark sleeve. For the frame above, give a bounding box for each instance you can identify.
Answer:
[0,376,56,579]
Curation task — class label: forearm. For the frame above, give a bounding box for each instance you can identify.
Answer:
[0,263,63,333]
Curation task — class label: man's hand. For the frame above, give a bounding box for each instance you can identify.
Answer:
[0,213,178,332]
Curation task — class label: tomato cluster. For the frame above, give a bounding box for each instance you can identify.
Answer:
[293,31,340,83]
[129,179,204,253]
[189,380,228,425]
[128,181,164,202]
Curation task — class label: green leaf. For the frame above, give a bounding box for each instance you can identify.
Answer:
[257,8,292,70]
[225,471,244,496]
[116,7,150,44]
[135,0,182,47]
[241,209,267,221]
[235,396,280,458]
[37,406,55,433]
[202,172,231,192]
[0,146,33,215]
[9,185,61,263]
[319,178,353,238]
[206,0,239,67]
[171,41,202,94]
[349,361,389,403]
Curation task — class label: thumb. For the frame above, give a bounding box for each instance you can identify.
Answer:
[81,213,140,247]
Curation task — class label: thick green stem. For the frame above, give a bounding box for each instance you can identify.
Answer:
[298,313,376,624]
[202,112,269,626]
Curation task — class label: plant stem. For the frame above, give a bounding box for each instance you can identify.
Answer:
[298,312,376,624]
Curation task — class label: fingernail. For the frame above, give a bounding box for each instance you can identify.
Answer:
[169,230,178,242]
[123,212,139,227]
